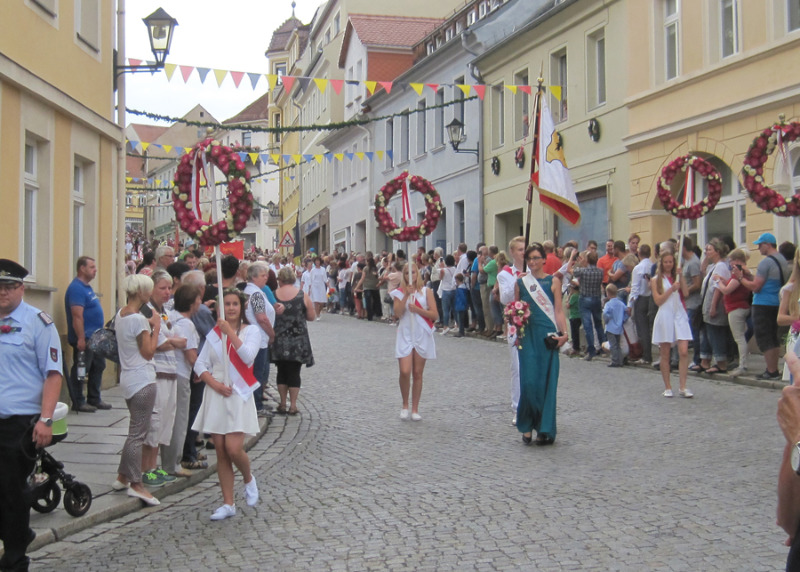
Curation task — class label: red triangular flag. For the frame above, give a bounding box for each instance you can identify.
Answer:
[379,81,393,94]
[281,75,296,92]
[329,79,344,95]
[472,85,486,100]
[128,58,142,68]
[425,83,439,92]
[230,71,244,88]
[519,85,532,95]
[180,65,194,82]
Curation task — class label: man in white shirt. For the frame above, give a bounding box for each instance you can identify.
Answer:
[496,236,526,425]
[627,244,653,364]
[455,243,470,275]
[244,262,276,416]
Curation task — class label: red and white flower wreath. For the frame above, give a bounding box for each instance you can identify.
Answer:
[742,120,800,217]
[172,137,254,247]
[657,155,722,220]
[374,172,443,242]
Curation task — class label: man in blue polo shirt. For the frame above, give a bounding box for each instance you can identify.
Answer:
[65,256,108,412]
[734,232,789,380]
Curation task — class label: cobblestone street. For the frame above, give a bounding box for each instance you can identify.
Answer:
[31,314,789,570]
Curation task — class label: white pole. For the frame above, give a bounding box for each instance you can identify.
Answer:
[206,153,230,384]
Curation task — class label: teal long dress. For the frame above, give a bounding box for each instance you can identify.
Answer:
[516,275,559,441]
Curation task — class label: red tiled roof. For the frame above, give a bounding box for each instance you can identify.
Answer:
[129,124,168,144]
[267,16,307,53]
[339,14,443,68]
[223,92,270,124]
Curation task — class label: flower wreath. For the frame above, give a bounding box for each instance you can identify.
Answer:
[657,155,722,220]
[373,172,442,242]
[172,137,253,247]
[742,120,800,217]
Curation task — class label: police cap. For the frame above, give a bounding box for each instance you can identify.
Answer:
[0,259,29,283]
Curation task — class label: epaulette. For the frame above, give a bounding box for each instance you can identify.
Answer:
[38,311,54,326]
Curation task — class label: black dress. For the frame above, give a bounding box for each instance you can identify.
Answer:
[270,290,314,367]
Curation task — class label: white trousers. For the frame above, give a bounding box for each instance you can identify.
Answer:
[509,335,520,411]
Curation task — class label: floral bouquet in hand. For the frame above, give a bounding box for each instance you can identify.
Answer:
[787,319,800,355]
[504,300,531,350]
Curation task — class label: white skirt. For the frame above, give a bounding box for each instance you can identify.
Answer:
[651,301,693,345]
[191,363,259,436]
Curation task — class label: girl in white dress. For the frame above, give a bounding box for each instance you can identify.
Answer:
[391,263,438,421]
[650,251,693,398]
[309,257,328,319]
[192,289,260,520]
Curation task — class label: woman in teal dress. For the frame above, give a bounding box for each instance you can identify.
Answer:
[514,243,569,445]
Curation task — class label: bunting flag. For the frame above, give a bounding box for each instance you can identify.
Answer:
[531,87,580,225]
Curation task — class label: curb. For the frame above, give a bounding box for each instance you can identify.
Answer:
[23,415,272,555]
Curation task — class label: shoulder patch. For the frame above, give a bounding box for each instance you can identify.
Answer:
[38,312,54,326]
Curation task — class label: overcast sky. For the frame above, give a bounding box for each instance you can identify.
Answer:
[124,0,320,127]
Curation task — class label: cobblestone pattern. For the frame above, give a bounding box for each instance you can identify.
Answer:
[30,315,789,570]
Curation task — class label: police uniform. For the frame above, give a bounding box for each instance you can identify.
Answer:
[0,259,62,572]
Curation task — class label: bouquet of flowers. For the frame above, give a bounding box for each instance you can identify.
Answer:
[504,300,531,350]
[787,319,800,354]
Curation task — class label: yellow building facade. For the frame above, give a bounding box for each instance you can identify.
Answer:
[0,1,120,332]
[626,0,800,253]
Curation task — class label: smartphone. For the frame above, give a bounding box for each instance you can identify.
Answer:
[139,304,153,318]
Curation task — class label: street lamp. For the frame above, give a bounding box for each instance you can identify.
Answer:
[266,200,281,218]
[114,8,178,80]
[446,117,479,160]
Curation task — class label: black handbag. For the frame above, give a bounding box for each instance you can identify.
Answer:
[88,317,119,363]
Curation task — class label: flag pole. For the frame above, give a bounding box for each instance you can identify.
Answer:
[206,152,230,386]
[525,69,544,250]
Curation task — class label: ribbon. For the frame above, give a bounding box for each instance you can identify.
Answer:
[211,326,258,400]
[413,296,435,331]
[683,165,694,208]
[190,148,211,222]
[400,178,412,222]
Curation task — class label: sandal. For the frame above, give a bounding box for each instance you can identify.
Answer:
[288,408,299,416]
[196,453,207,461]
[276,405,287,415]
[688,364,705,373]
[181,460,208,470]
[705,366,727,375]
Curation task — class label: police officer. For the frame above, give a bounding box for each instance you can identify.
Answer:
[0,259,62,572]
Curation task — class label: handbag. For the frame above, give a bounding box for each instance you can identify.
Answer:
[88,317,119,363]
[383,293,393,305]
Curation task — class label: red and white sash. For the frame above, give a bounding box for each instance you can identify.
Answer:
[521,273,558,331]
[206,325,258,401]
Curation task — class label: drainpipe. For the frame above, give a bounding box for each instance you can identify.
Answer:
[291,98,303,254]
[356,123,371,253]
[462,31,484,243]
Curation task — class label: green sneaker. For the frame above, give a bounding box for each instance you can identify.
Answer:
[154,467,177,482]
[142,471,164,487]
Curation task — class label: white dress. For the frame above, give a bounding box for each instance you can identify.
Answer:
[310,266,328,304]
[391,287,436,360]
[651,277,693,345]
[191,324,260,436]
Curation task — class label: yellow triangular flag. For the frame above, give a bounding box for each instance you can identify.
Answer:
[164,63,177,81]
[457,84,471,96]
[550,85,562,101]
[270,154,281,164]
[162,145,173,154]
[141,142,150,152]
[292,154,302,163]
[266,74,277,90]
[505,85,518,94]
[313,78,328,94]
[248,153,258,164]
[155,179,161,185]
[334,153,344,161]
[355,152,365,161]
[315,155,324,164]
[376,151,384,160]
[214,69,228,87]
[364,81,377,95]
[126,177,132,183]
[184,147,193,155]
[410,83,424,96]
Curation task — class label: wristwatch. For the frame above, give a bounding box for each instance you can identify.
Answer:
[39,417,53,427]
[792,442,800,475]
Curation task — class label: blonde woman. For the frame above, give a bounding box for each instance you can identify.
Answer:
[778,249,800,380]
[650,251,693,398]
[391,263,438,421]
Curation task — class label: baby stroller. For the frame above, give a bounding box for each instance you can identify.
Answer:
[27,402,93,517]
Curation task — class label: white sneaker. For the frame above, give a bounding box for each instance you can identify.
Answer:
[662,389,674,398]
[244,477,259,507]
[439,328,450,335]
[729,367,745,377]
[400,409,409,420]
[112,478,128,491]
[679,388,694,398]
[411,413,422,421]
[210,504,236,521]
[511,414,517,426]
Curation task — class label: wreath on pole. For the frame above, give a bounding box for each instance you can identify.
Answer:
[374,172,442,242]
[742,119,800,217]
[657,155,722,220]
[173,137,254,247]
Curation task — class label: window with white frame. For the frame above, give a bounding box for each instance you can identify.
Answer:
[31,0,57,17]
[789,0,800,31]
[550,49,568,122]
[417,100,427,155]
[479,1,488,18]
[361,136,368,180]
[445,27,454,42]
[427,42,435,55]
[23,142,38,276]
[454,76,465,124]
[332,155,341,192]
[334,12,341,36]
[73,160,85,269]
[454,200,465,244]
[385,119,394,169]
[351,144,358,186]
[434,88,445,147]
[492,85,505,148]
[400,112,410,163]
[587,28,606,109]
[664,0,680,80]
[467,9,477,26]
[242,131,252,147]
[76,0,100,51]
[721,0,739,58]
[274,63,286,77]
[514,69,530,141]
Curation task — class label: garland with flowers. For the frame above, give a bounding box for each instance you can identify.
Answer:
[504,301,531,350]
[172,138,254,247]
[657,155,722,220]
[742,120,800,217]
[374,172,443,242]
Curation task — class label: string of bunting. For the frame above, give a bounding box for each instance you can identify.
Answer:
[125,57,564,102]
[127,94,477,134]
